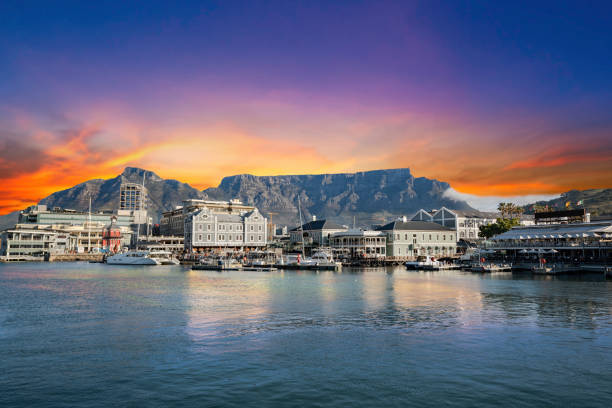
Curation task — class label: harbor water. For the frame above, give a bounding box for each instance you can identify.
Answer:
[1,263,612,407]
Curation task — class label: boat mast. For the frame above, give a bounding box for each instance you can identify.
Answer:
[297,197,305,258]
[88,194,92,252]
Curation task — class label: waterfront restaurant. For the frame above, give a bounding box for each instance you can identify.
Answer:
[329,230,386,260]
[487,221,612,263]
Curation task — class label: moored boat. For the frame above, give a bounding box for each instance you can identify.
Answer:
[106,250,160,265]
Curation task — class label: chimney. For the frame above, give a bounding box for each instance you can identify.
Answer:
[312,215,317,221]
[402,215,407,222]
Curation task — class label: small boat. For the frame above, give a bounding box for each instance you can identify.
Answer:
[148,250,180,265]
[106,251,160,265]
[405,256,440,270]
[275,251,342,271]
[192,258,243,271]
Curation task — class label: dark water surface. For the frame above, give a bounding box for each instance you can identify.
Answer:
[1,263,611,407]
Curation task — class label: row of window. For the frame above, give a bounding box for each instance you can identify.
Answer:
[195,234,263,242]
[394,233,454,241]
[196,223,262,232]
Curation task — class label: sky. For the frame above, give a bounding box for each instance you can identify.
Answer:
[1,0,611,213]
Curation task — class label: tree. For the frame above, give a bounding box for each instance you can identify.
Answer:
[479,217,520,239]
[481,202,523,239]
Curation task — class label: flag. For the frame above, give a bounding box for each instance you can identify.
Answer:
[565,201,570,208]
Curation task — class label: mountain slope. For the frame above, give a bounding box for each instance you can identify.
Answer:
[2,167,474,229]
[204,168,473,226]
[39,167,207,222]
[525,188,612,217]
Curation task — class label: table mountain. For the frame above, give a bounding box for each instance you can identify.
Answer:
[2,167,474,228]
[203,168,474,226]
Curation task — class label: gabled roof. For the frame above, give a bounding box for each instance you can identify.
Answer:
[433,207,498,219]
[376,220,454,232]
[290,219,345,232]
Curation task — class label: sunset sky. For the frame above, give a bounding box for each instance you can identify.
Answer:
[1,1,611,213]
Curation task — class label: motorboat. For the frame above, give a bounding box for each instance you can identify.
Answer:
[106,250,160,265]
[275,251,342,271]
[192,257,243,271]
[405,256,441,270]
[148,250,180,265]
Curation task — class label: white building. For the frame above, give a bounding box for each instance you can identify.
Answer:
[184,207,267,253]
[160,199,257,236]
[411,207,497,241]
[330,230,386,259]
[377,217,457,258]
[0,226,78,261]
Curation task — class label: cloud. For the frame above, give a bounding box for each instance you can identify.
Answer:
[443,187,560,212]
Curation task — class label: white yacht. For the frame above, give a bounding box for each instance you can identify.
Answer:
[148,251,180,265]
[106,251,161,265]
[405,256,441,270]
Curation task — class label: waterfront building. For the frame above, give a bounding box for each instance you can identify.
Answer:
[0,226,77,261]
[138,235,184,253]
[377,217,457,258]
[330,230,386,259]
[160,199,256,236]
[289,218,348,246]
[411,207,497,241]
[487,220,612,263]
[20,205,136,228]
[184,206,267,253]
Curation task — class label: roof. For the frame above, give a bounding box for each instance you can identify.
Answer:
[376,220,454,232]
[290,219,345,232]
[492,221,612,240]
[331,229,385,238]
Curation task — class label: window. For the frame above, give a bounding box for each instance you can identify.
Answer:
[250,236,254,241]
[207,234,211,240]
[258,235,262,241]
[229,225,233,231]
[250,225,254,231]
[198,224,203,231]
[207,224,211,231]
[198,234,202,241]
[404,234,408,240]
[258,225,262,231]
[429,234,432,240]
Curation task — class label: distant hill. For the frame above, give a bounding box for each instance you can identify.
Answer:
[525,189,612,216]
[1,167,474,228]
[38,167,206,222]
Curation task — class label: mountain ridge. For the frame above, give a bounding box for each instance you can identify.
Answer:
[2,167,473,227]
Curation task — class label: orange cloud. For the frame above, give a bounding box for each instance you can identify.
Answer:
[0,104,611,215]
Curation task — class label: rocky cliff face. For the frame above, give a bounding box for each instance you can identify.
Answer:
[204,168,473,226]
[39,167,206,222]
